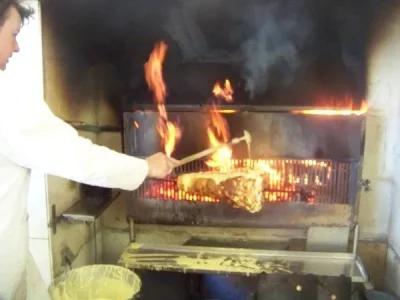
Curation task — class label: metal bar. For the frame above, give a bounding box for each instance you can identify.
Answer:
[352,224,359,255]
[128,216,135,243]
[342,163,347,204]
[349,161,360,206]
[127,104,367,114]
[61,194,117,223]
[333,163,338,204]
[339,163,345,204]
[356,256,370,282]
[343,163,347,203]
[128,243,354,259]
[338,164,342,204]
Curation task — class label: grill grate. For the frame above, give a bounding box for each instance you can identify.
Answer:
[135,159,359,205]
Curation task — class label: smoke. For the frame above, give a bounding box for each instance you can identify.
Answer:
[47,0,388,104]
[162,0,390,101]
[164,0,315,98]
[239,1,314,98]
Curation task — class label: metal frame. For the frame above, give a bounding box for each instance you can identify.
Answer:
[126,104,365,113]
[120,107,369,285]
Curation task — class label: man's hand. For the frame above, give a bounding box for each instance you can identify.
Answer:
[145,152,179,178]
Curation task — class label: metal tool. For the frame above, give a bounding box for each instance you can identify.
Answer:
[177,130,252,167]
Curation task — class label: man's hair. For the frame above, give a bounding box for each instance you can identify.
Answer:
[0,0,34,27]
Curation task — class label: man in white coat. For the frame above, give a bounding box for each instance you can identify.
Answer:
[0,1,179,299]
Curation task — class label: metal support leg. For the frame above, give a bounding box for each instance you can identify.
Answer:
[352,224,359,255]
[128,215,135,243]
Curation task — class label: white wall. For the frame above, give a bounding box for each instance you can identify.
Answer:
[387,110,400,295]
[39,0,110,278]
[356,5,400,242]
[366,5,400,296]
[359,20,400,240]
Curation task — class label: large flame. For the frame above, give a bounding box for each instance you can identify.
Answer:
[144,41,181,156]
[205,80,234,171]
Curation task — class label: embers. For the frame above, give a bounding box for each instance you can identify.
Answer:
[137,158,354,206]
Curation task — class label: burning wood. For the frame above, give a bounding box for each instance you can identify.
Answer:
[177,171,264,213]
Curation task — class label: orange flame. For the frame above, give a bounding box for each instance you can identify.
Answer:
[292,100,368,116]
[206,80,234,171]
[205,119,232,171]
[144,41,181,157]
[212,79,234,102]
[158,121,182,157]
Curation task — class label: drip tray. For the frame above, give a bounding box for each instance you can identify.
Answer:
[118,243,368,282]
[183,238,303,251]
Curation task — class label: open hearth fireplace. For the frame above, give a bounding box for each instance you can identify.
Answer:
[117,41,370,299]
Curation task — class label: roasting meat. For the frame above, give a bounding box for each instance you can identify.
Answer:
[177,171,264,213]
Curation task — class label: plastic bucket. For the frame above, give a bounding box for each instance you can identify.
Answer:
[49,264,141,300]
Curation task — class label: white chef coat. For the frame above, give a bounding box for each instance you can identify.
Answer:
[0,91,149,299]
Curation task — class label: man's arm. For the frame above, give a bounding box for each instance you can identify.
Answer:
[0,99,149,191]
